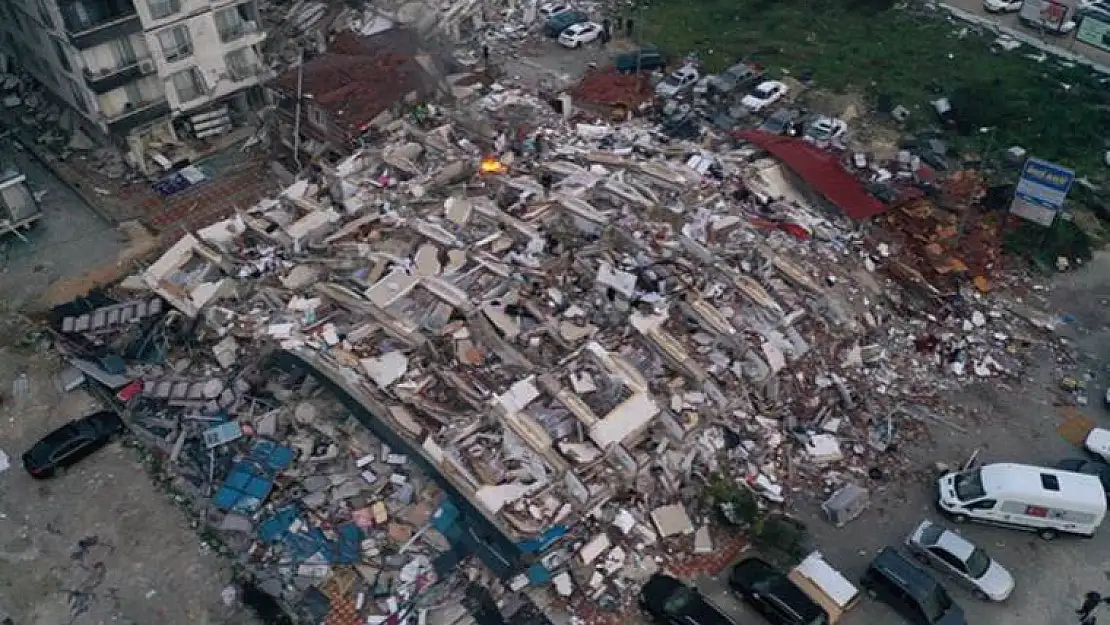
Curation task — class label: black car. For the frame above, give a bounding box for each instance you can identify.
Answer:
[23,410,123,478]
[728,557,828,625]
[640,574,738,625]
[861,548,966,625]
[1056,458,1110,497]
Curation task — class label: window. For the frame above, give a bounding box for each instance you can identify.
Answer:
[158,25,192,63]
[52,38,72,72]
[307,104,327,129]
[1040,473,1061,491]
[224,47,255,80]
[111,37,139,68]
[953,468,985,500]
[930,548,966,573]
[214,5,254,43]
[171,67,206,103]
[124,81,142,105]
[147,0,181,20]
[967,498,996,510]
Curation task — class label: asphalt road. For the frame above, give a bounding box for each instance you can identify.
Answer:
[943,0,1110,67]
[0,142,124,311]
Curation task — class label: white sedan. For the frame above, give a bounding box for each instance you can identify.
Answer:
[539,2,572,18]
[805,116,847,143]
[741,81,788,112]
[558,21,603,48]
[983,0,1023,11]
[905,520,1015,601]
[655,65,700,98]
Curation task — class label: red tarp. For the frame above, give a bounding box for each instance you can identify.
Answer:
[734,129,888,220]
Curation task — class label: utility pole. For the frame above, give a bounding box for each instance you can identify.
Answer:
[292,47,304,173]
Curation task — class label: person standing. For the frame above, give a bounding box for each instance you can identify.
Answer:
[1079,592,1103,624]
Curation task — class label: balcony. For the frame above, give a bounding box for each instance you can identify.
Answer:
[105,98,171,135]
[83,59,151,94]
[60,0,142,49]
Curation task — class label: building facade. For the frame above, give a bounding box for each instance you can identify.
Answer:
[0,0,267,171]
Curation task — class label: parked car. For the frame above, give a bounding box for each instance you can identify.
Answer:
[538,1,572,19]
[983,0,1023,11]
[23,410,124,478]
[543,10,588,37]
[707,62,764,95]
[936,462,1106,539]
[728,557,829,625]
[1056,458,1110,497]
[804,117,847,142]
[861,547,967,625]
[741,80,789,112]
[656,65,701,98]
[640,574,739,625]
[558,21,603,48]
[904,520,1014,601]
[614,46,667,73]
[758,109,801,135]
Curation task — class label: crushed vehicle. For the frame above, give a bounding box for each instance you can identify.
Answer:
[656,65,701,98]
[758,108,802,136]
[707,61,765,95]
[613,45,667,73]
[741,80,789,112]
[804,117,848,143]
[904,520,1014,601]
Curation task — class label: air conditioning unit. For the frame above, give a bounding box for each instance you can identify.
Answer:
[138,59,155,74]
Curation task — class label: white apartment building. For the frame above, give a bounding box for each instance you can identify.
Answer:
[0,0,267,171]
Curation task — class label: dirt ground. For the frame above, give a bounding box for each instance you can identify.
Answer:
[0,327,263,625]
[696,251,1110,625]
[0,150,261,624]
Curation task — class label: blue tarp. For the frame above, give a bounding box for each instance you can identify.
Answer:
[212,440,295,514]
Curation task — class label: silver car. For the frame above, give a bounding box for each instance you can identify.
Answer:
[905,520,1014,602]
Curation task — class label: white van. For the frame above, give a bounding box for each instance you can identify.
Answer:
[936,462,1106,539]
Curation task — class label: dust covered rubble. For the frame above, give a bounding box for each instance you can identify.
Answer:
[48,87,1060,619]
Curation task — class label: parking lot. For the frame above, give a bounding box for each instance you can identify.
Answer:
[674,253,1110,625]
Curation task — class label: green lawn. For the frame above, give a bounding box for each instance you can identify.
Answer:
[637,0,1110,174]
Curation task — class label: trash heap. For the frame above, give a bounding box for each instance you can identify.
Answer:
[48,83,1061,624]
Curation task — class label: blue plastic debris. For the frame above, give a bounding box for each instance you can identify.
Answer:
[258,506,364,564]
[212,440,294,514]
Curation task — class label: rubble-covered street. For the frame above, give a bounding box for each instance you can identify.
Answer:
[4,0,1110,623]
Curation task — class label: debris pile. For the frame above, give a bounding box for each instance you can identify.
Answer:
[45,70,1060,623]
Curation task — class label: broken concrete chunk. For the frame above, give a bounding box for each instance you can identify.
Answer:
[359,351,409,389]
[578,533,611,564]
[651,503,694,538]
[693,526,713,554]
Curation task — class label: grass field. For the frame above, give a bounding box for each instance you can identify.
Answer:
[637,0,1110,174]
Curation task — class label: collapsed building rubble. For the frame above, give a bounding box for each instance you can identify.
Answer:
[43,76,1062,624]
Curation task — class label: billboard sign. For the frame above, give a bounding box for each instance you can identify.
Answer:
[1010,157,1075,226]
[1078,15,1110,52]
